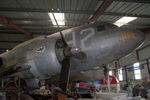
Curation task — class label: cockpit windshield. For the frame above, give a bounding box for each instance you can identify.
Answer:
[97,25,105,32]
[96,22,118,32]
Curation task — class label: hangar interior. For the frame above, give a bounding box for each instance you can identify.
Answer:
[0,0,150,100]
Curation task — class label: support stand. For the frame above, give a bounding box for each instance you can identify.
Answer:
[0,77,21,100]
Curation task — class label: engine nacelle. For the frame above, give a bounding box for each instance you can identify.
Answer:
[25,37,63,80]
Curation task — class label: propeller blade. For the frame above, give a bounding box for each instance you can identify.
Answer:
[51,13,68,47]
[59,56,70,92]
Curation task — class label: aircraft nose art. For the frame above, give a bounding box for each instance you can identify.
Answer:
[117,28,145,44]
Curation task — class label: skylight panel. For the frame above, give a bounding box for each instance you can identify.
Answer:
[48,13,65,25]
[114,16,137,27]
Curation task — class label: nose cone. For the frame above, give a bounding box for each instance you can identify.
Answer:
[109,28,145,59]
[129,29,145,48]
[132,29,145,42]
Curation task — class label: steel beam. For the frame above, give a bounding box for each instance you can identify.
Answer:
[0,17,33,38]
[124,66,128,84]
[0,31,51,35]
[88,0,113,23]
[146,59,150,75]
[99,0,150,3]
[0,29,57,34]
[104,12,150,18]
[0,7,150,18]
[1,19,150,27]
[8,18,50,21]
[0,8,93,14]
[7,17,86,23]
[0,41,23,43]
[0,28,55,32]
[0,27,69,32]
[114,0,150,3]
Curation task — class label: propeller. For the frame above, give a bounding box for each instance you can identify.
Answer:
[51,13,86,60]
[51,13,86,92]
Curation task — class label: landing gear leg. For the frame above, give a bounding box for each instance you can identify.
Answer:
[52,57,71,100]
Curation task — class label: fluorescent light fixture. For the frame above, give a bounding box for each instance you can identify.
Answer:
[48,13,65,25]
[114,16,137,27]
[133,62,140,67]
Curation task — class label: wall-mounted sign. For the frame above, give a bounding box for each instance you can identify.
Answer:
[128,65,144,72]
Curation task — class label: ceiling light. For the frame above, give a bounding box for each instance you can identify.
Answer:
[48,13,65,25]
[114,16,137,27]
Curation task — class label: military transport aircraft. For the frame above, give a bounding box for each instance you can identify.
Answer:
[0,21,144,91]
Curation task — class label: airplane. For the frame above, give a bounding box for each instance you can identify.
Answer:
[0,21,145,91]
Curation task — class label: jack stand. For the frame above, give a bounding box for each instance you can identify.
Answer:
[0,77,22,100]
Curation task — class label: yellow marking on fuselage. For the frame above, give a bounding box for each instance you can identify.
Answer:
[118,32,134,41]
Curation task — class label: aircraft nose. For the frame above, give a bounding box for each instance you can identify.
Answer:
[130,29,145,43]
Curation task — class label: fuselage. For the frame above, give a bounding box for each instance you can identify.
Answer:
[0,22,145,85]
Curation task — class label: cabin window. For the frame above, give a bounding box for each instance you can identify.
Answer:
[133,62,142,80]
[97,25,105,31]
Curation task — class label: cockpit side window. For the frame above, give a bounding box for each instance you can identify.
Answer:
[97,25,105,32]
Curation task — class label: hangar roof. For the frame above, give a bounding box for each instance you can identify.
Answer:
[0,0,150,53]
